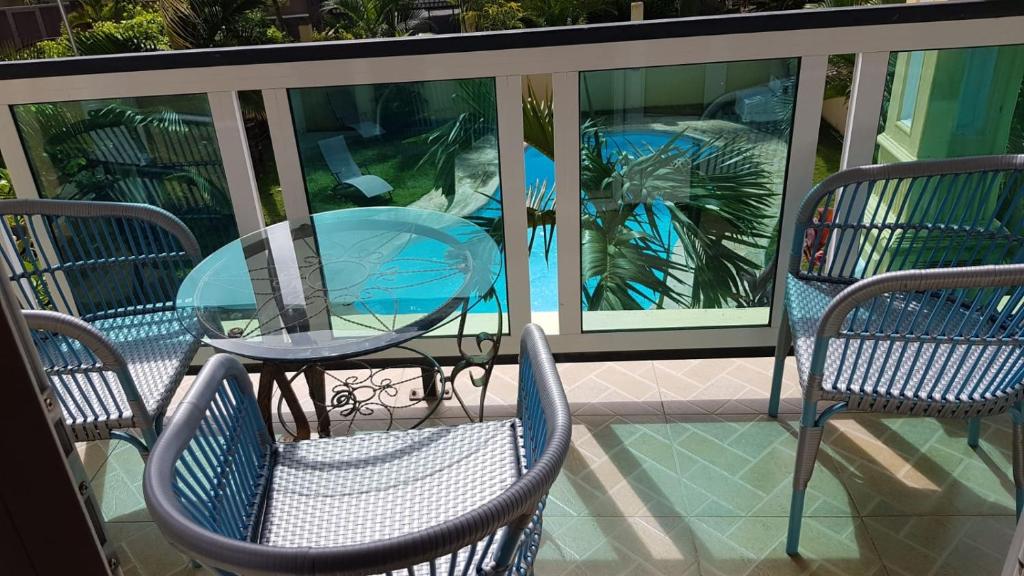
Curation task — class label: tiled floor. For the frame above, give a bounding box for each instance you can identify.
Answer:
[81,356,1018,575]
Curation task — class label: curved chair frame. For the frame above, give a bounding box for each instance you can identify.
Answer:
[2,199,201,453]
[768,154,1024,555]
[144,324,571,576]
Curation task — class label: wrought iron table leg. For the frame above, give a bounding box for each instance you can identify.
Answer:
[305,366,331,438]
[448,293,503,422]
[258,363,311,440]
[410,364,452,401]
[420,366,439,399]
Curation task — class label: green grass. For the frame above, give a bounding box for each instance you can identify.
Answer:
[299,132,437,213]
[813,121,844,185]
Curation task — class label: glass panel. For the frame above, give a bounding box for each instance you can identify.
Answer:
[816,54,851,185]
[877,44,1024,163]
[898,51,924,126]
[239,90,287,225]
[579,58,798,332]
[523,75,558,333]
[11,94,239,254]
[288,79,509,330]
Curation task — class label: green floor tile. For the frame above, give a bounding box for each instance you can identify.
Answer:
[864,515,1014,576]
[690,516,885,576]
[668,416,858,517]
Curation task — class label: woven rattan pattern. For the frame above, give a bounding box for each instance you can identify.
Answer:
[788,274,1024,414]
[259,419,524,552]
[93,310,199,417]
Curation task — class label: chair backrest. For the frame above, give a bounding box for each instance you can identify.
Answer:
[0,199,201,321]
[318,135,362,181]
[144,325,571,576]
[792,155,1024,284]
[75,125,152,166]
[144,354,272,544]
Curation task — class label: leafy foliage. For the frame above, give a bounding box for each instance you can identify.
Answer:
[580,123,776,310]
[159,0,287,49]
[0,167,13,200]
[456,0,526,31]
[523,82,554,160]
[321,0,428,39]
[66,0,137,30]
[28,9,170,58]
[519,0,611,26]
[416,80,497,207]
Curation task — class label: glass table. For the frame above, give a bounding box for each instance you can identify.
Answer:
[175,207,504,438]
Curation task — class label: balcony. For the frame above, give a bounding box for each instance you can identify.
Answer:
[80,355,1019,575]
[3,2,1024,575]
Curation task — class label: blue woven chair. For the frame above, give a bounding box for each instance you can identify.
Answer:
[768,155,1024,555]
[1,199,201,454]
[143,324,571,576]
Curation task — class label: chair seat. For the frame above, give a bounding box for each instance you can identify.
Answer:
[786,274,1024,414]
[93,310,198,417]
[259,419,525,573]
[41,310,197,440]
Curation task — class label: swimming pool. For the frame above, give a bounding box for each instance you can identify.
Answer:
[476,130,704,314]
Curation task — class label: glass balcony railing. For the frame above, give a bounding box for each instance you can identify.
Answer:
[0,2,1021,356]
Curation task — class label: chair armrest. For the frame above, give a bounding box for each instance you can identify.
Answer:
[22,309,152,425]
[22,310,128,370]
[796,264,1024,388]
[517,324,572,473]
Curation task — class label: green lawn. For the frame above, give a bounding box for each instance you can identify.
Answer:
[299,132,437,214]
[813,121,844,185]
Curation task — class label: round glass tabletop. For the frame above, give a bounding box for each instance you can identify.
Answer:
[175,207,503,362]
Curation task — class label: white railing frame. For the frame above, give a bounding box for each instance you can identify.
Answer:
[1,9,1022,357]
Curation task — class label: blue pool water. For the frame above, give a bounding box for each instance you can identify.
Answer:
[478,131,702,314]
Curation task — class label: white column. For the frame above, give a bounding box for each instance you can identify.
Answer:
[771,55,827,330]
[841,51,891,169]
[207,91,265,235]
[552,72,582,336]
[496,75,530,343]
[263,88,310,221]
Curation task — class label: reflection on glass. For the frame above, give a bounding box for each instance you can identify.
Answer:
[523,75,558,328]
[11,94,238,254]
[878,44,1024,164]
[899,51,924,127]
[239,90,287,225]
[289,79,509,323]
[578,59,798,332]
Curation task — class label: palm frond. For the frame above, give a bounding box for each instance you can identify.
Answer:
[523,82,554,160]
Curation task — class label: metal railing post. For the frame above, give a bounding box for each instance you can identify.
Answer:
[553,71,582,336]
[496,75,531,344]
[208,91,265,235]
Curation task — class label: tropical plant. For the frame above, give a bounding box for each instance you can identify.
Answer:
[320,0,428,38]
[26,8,171,58]
[579,123,776,310]
[66,0,136,30]
[518,0,610,26]
[418,79,779,312]
[159,0,288,49]
[0,167,13,200]
[454,0,526,31]
[416,79,497,207]
[523,82,554,160]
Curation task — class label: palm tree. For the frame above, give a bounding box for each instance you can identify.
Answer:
[159,0,287,49]
[320,0,428,39]
[419,80,780,312]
